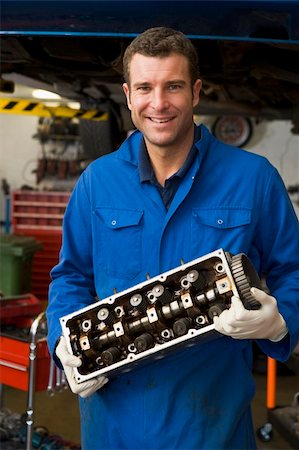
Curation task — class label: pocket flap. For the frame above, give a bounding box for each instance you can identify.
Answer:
[95,207,143,229]
[192,208,251,229]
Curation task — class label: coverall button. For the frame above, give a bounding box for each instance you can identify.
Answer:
[111,220,117,226]
[217,219,223,225]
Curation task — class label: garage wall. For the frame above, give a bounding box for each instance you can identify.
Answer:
[0,114,298,227]
[0,114,40,189]
[247,120,299,217]
[247,120,298,188]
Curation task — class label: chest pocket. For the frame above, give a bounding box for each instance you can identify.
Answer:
[191,207,252,254]
[94,207,143,279]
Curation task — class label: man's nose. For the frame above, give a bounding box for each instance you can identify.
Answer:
[151,89,169,110]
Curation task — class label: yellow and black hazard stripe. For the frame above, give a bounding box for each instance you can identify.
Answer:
[0,98,109,121]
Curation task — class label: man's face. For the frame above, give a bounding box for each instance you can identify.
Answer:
[123,53,201,153]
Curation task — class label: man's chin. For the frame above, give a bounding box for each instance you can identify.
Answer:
[144,137,176,150]
[142,130,177,148]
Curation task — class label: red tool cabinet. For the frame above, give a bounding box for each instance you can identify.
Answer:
[0,294,51,391]
[0,334,50,391]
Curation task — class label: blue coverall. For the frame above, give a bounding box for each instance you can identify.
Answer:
[47,124,299,450]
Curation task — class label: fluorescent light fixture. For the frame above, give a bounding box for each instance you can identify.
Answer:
[32,89,61,100]
[67,102,81,110]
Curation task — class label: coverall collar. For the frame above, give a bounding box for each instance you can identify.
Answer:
[138,125,201,184]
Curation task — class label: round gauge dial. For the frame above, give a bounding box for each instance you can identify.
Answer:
[212,116,252,147]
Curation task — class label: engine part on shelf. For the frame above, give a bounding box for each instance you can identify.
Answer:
[61,248,262,382]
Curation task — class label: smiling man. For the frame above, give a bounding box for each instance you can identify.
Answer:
[47,28,299,449]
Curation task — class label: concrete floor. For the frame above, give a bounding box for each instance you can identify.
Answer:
[1,370,298,449]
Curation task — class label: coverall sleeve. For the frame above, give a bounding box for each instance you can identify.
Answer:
[46,172,96,360]
[254,167,299,361]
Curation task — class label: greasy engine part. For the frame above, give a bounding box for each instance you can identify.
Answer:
[60,249,262,382]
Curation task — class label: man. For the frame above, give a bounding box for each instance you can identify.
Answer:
[47,27,299,449]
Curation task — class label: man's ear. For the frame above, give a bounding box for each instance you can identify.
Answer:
[192,79,202,108]
[123,83,132,111]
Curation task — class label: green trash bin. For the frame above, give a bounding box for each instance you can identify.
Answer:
[0,234,43,296]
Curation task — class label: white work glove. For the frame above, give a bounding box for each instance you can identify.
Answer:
[213,287,288,342]
[56,336,108,398]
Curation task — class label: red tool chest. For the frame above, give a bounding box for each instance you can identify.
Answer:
[0,334,50,391]
[0,294,51,392]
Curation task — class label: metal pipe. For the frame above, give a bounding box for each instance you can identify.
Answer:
[26,311,46,450]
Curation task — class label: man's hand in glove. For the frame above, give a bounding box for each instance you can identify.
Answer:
[213,287,288,342]
[56,336,108,398]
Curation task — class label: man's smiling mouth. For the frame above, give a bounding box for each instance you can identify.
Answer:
[148,117,175,123]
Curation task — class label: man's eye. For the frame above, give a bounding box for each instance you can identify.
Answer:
[137,86,150,92]
[168,84,182,91]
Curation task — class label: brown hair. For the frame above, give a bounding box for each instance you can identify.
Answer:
[123,27,199,86]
